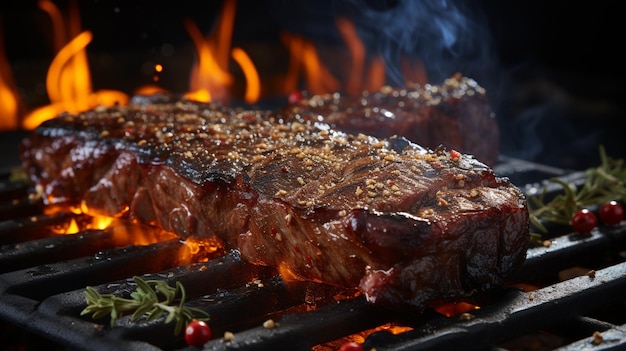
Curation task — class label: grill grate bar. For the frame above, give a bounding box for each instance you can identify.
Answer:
[0,212,74,245]
[0,178,28,201]
[1,158,625,350]
[0,250,277,350]
[202,296,401,351]
[554,322,626,351]
[0,239,184,299]
[360,261,626,351]
[0,195,42,221]
[0,229,115,273]
[518,225,626,281]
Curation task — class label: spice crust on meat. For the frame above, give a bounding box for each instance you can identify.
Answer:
[20,96,529,308]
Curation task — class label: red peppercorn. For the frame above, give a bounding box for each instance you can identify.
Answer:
[185,320,211,347]
[450,149,461,161]
[599,201,624,226]
[571,208,597,234]
[288,91,303,104]
[339,341,364,351]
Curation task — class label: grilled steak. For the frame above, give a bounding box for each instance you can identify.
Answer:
[281,73,500,166]
[19,96,528,307]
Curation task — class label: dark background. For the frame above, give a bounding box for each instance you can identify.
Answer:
[0,1,623,348]
[0,0,624,171]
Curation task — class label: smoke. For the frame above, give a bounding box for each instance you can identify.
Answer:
[498,74,620,169]
[349,0,497,85]
[271,0,499,86]
[268,0,625,169]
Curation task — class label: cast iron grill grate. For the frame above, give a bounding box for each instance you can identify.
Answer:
[0,156,625,351]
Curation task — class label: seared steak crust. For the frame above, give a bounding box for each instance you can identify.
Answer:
[281,74,500,166]
[20,96,528,307]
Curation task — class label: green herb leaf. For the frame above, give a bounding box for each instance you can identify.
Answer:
[80,276,210,335]
[529,145,626,238]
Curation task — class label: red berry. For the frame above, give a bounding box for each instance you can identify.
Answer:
[599,201,624,226]
[571,208,597,234]
[339,341,364,351]
[288,91,303,104]
[185,320,211,347]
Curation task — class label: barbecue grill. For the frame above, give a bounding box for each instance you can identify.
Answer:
[1,1,625,350]
[1,143,625,350]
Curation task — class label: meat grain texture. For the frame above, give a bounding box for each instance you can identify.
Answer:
[20,95,528,308]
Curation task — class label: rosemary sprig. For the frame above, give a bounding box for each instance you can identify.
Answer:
[80,276,210,335]
[528,145,626,238]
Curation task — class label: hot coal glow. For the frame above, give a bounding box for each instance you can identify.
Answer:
[39,199,223,264]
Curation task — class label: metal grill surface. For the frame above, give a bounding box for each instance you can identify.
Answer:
[0,156,625,351]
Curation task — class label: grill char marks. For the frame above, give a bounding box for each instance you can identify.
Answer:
[282,73,500,166]
[20,97,528,307]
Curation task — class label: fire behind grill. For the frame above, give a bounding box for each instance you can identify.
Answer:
[1,150,625,351]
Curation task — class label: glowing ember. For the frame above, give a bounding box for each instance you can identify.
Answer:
[371,323,413,335]
[44,202,114,235]
[430,301,480,317]
[134,85,168,96]
[92,214,114,231]
[40,199,222,263]
[312,323,413,351]
[277,263,301,283]
[65,218,79,234]
[179,238,224,264]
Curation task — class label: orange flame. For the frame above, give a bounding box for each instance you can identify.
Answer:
[178,237,224,264]
[46,202,113,235]
[281,16,406,96]
[336,17,428,90]
[65,218,80,234]
[46,30,92,109]
[366,56,387,91]
[231,47,261,103]
[282,33,339,95]
[43,200,221,263]
[92,214,114,230]
[336,17,365,95]
[21,0,129,130]
[277,263,301,283]
[45,201,171,245]
[184,19,231,102]
[182,0,261,104]
[38,0,67,52]
[0,81,18,130]
[2,0,431,132]
[401,56,428,86]
[0,21,22,131]
[183,0,238,103]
